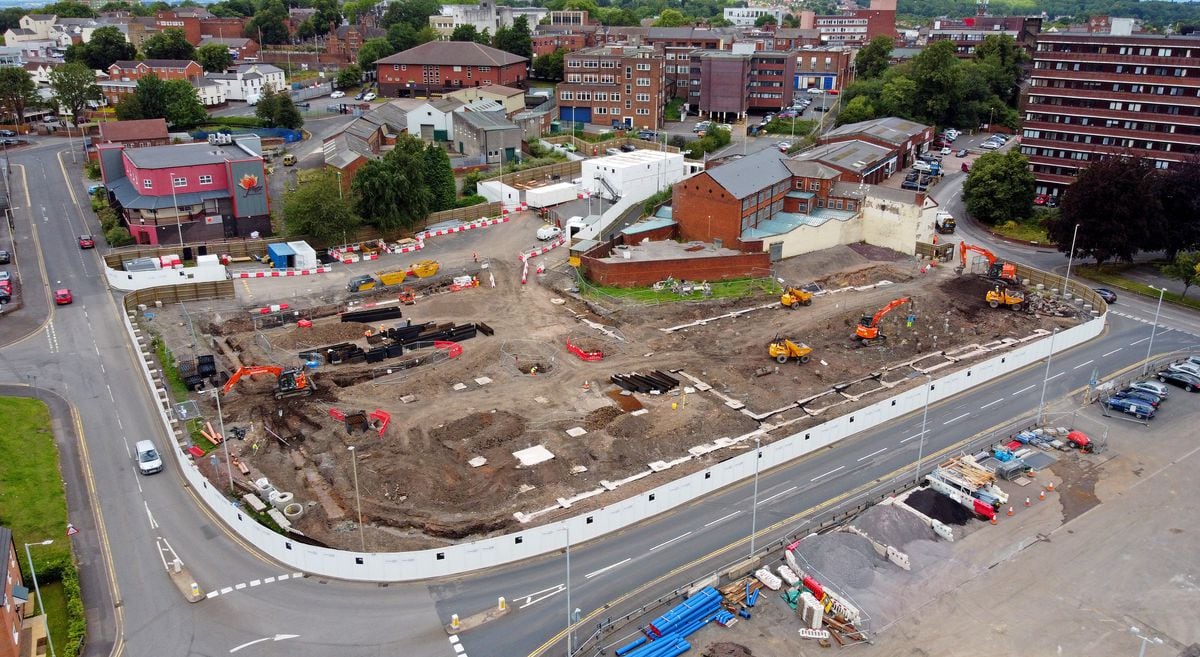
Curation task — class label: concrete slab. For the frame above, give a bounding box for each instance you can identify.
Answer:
[513,445,555,466]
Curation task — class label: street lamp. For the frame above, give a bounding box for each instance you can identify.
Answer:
[170,171,184,246]
[1036,327,1059,425]
[749,435,761,558]
[1143,286,1167,375]
[1130,627,1164,657]
[206,390,233,491]
[349,445,365,552]
[1061,223,1080,301]
[914,374,933,485]
[24,540,57,657]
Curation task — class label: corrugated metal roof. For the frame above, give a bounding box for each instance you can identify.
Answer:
[706,148,792,200]
[798,140,891,173]
[621,217,676,235]
[456,111,518,131]
[824,117,929,146]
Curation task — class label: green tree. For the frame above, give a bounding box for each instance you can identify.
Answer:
[311,0,342,36]
[381,0,442,30]
[908,40,962,128]
[65,25,137,70]
[255,89,304,129]
[1160,251,1200,299]
[877,75,917,117]
[423,144,457,212]
[492,16,532,59]
[209,0,256,17]
[753,13,777,26]
[359,37,398,68]
[143,28,196,60]
[963,149,1035,226]
[196,43,234,73]
[595,7,638,25]
[162,79,207,127]
[352,137,433,231]
[342,0,376,23]
[855,35,893,80]
[0,67,40,124]
[115,74,206,127]
[973,34,1028,107]
[1049,154,1164,266]
[1158,159,1200,258]
[336,64,363,89]
[49,62,101,125]
[654,8,689,26]
[41,1,95,17]
[835,95,876,125]
[532,48,566,81]
[246,0,289,45]
[451,24,484,42]
[283,170,360,243]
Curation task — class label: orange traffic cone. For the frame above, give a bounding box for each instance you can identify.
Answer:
[990,516,997,525]
[1039,489,1046,501]
[1047,481,1055,492]
[1007,507,1014,517]
[1024,497,1031,507]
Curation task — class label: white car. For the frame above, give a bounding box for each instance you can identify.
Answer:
[1168,362,1200,378]
[331,90,345,98]
[980,140,1001,150]
[1129,380,1169,399]
[363,92,377,101]
[536,225,562,241]
[939,147,951,156]
[807,88,824,95]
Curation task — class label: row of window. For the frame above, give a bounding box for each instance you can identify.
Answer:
[1024,113,1200,136]
[1020,137,1196,156]
[143,174,213,189]
[1036,43,1194,59]
[390,64,492,72]
[1033,61,1190,77]
[1030,81,1198,99]
[1024,123,1200,146]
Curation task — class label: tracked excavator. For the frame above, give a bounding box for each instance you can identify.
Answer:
[222,365,314,399]
[855,297,912,344]
[958,242,1018,285]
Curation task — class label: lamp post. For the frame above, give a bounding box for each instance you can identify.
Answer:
[349,445,365,551]
[1061,222,1080,300]
[1036,327,1059,426]
[1143,286,1166,375]
[1130,627,1164,657]
[914,374,932,485]
[170,171,183,246]
[749,434,761,558]
[24,540,57,657]
[207,390,233,491]
[989,107,996,130]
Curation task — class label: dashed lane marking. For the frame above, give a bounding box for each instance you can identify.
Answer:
[205,571,304,600]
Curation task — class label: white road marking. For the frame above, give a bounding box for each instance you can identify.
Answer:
[235,583,246,590]
[263,577,275,584]
[649,531,693,552]
[1130,337,1150,345]
[900,430,928,444]
[858,447,888,461]
[220,587,233,594]
[1046,372,1065,381]
[206,591,218,599]
[980,399,1004,409]
[204,571,298,599]
[758,486,798,505]
[249,579,261,587]
[145,502,158,529]
[519,584,565,609]
[584,558,631,580]
[704,510,742,527]
[811,466,845,482]
[1073,359,1094,370]
[942,412,970,425]
[276,574,289,581]
[1012,384,1036,396]
[230,634,299,653]
[1102,348,1123,357]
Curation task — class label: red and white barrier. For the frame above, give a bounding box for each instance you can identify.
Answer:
[500,203,528,215]
[416,216,509,240]
[233,265,333,278]
[250,303,291,315]
[389,241,425,255]
[518,236,567,262]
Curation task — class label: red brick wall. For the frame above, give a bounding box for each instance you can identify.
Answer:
[200,17,249,42]
[671,173,742,247]
[620,223,676,243]
[533,34,587,57]
[582,250,771,287]
[377,62,526,97]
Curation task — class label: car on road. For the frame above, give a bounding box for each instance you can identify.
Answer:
[637,130,657,140]
[776,141,792,151]
[0,250,8,265]
[813,106,828,112]
[1093,288,1117,303]
[1103,396,1155,419]
[1129,380,1169,399]
[135,440,163,475]
[54,288,72,305]
[1156,369,1200,392]
[363,92,377,101]
[807,88,824,94]
[330,90,345,99]
[1168,361,1200,378]
[693,121,711,133]
[0,129,15,137]
[536,224,562,241]
[0,138,17,146]
[955,148,968,157]
[980,140,1001,150]
[1113,388,1161,407]
[620,143,637,152]
[78,234,95,249]
[939,147,951,156]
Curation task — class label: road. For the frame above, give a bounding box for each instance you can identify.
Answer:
[1,130,1197,657]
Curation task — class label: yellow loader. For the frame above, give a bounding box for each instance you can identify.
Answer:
[780,286,813,309]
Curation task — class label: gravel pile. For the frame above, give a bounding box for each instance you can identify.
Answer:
[791,531,884,590]
[904,488,974,525]
[852,502,937,548]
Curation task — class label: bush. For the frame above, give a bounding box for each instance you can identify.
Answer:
[198,116,265,129]
[39,557,84,657]
[84,160,101,180]
[104,225,134,247]
[642,188,672,216]
[455,194,488,208]
[97,207,119,232]
[461,170,483,196]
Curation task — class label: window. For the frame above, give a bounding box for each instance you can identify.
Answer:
[560,91,573,100]
[636,77,650,87]
[635,93,649,102]
[199,174,212,185]
[393,64,399,71]
[479,66,491,72]
[595,107,606,114]
[172,176,186,187]
[143,179,153,189]
[636,63,651,71]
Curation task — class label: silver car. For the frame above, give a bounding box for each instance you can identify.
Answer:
[1129,380,1169,399]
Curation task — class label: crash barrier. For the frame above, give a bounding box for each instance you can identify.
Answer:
[566,339,604,362]
[105,238,285,270]
[417,216,510,240]
[125,264,1105,582]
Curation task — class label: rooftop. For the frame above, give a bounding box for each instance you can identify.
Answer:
[122,140,260,169]
[741,208,858,240]
[374,40,528,67]
[595,239,742,263]
[112,59,198,70]
[824,116,930,146]
[200,36,253,47]
[621,217,676,236]
[704,147,792,200]
[456,110,519,131]
[98,118,169,143]
[798,139,892,175]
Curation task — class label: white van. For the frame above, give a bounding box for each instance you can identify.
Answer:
[135,440,163,475]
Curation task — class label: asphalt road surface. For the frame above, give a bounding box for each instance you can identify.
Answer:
[1,135,1197,657]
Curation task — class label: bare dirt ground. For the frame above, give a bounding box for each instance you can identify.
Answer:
[144,223,1086,552]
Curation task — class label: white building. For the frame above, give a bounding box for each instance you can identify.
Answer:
[722,7,786,26]
[195,79,227,107]
[430,1,548,37]
[203,64,285,102]
[581,150,686,202]
[406,97,464,142]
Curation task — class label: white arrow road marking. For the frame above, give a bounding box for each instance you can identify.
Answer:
[517,584,565,609]
[230,634,299,653]
[584,558,631,580]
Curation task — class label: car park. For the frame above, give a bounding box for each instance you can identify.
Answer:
[1103,396,1155,419]
[536,225,562,241]
[955,148,968,157]
[1113,388,1161,407]
[1185,355,1200,368]
[1157,370,1200,392]
[1129,380,1169,399]
[54,288,72,305]
[990,134,1009,143]
[78,234,95,249]
[1093,288,1117,303]
[1168,362,1200,378]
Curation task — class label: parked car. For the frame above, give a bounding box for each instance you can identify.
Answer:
[0,139,16,146]
[1157,370,1200,392]
[363,92,377,101]
[0,250,8,265]
[536,224,562,241]
[54,288,72,305]
[1129,380,1169,399]
[88,183,105,195]
[945,129,961,139]
[0,270,10,282]
[901,180,928,191]
[78,234,95,249]
[354,90,366,100]
[813,106,828,112]
[693,121,711,133]
[955,148,968,157]
[990,134,1009,143]
[1113,388,1161,406]
[1185,355,1200,368]
[620,143,637,152]
[1034,193,1050,206]
[0,129,15,137]
[807,88,824,94]
[1093,288,1117,303]
[636,130,657,140]
[776,141,792,151]
[330,90,345,99]
[939,147,951,156]
[1103,396,1155,419]
[1167,362,1200,378]
[980,140,1001,150]
[778,110,797,119]
[1046,196,1058,208]
[904,172,919,182]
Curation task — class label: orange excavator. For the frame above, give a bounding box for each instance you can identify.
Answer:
[222,365,314,399]
[958,242,1018,284]
[855,297,912,344]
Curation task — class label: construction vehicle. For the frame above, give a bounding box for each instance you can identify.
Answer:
[409,260,440,278]
[934,211,956,234]
[958,242,1018,284]
[768,337,813,364]
[986,285,1025,311]
[222,365,314,399]
[855,297,911,344]
[780,286,813,309]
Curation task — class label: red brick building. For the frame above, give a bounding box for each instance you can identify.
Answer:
[374,41,529,97]
[326,23,386,64]
[798,0,898,46]
[532,32,588,57]
[199,36,259,61]
[689,49,798,118]
[820,116,933,170]
[0,527,29,657]
[107,59,203,83]
[88,118,171,161]
[155,10,248,45]
[558,45,665,129]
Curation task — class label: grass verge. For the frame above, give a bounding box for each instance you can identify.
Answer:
[0,397,84,657]
[583,277,781,304]
[151,334,190,397]
[990,219,1051,244]
[187,418,218,455]
[665,98,684,122]
[1075,264,1200,312]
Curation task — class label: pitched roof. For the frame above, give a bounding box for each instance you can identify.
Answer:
[796,140,892,175]
[429,97,465,113]
[783,158,842,179]
[824,117,930,146]
[374,40,528,67]
[705,147,792,200]
[112,59,199,70]
[99,118,169,143]
[455,110,519,131]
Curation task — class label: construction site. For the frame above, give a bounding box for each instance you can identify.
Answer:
[143,215,1092,552]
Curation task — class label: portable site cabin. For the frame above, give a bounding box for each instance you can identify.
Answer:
[266,241,318,269]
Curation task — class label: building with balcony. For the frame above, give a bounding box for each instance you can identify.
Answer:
[558,45,665,129]
[687,49,797,119]
[1019,28,1200,196]
[96,136,271,245]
